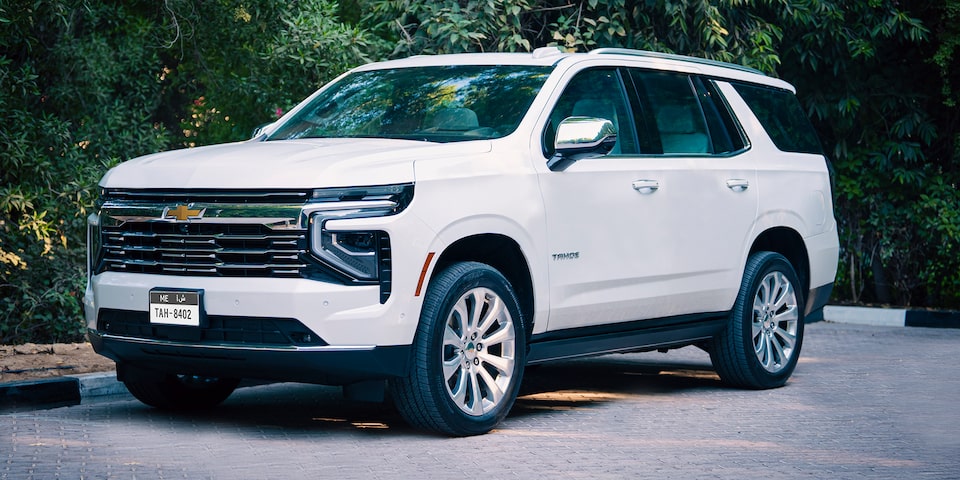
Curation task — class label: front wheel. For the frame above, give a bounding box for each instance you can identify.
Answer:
[710,252,805,389]
[391,262,526,436]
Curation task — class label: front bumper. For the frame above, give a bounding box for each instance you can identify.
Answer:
[84,271,421,384]
[85,272,420,346]
[89,329,410,385]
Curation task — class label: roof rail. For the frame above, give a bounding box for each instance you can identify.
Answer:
[588,48,766,76]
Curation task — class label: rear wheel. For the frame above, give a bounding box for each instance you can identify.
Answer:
[122,367,240,410]
[710,251,804,389]
[391,262,526,436]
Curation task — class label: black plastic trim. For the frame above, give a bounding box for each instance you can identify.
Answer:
[101,188,312,203]
[527,312,727,364]
[89,329,411,385]
[97,309,327,347]
[805,282,834,317]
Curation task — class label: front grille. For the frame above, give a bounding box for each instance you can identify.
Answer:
[101,222,307,278]
[92,189,399,300]
[98,309,327,347]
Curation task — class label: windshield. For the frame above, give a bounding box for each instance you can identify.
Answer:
[267,65,551,142]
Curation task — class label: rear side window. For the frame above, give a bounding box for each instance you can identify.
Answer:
[693,78,746,154]
[732,83,823,154]
[628,70,711,155]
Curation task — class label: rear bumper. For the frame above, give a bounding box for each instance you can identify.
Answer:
[89,329,411,385]
[805,282,834,321]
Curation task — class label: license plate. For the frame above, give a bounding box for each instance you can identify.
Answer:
[149,289,202,327]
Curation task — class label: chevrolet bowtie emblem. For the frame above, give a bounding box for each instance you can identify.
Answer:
[162,205,205,221]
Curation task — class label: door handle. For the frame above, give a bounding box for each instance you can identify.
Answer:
[632,179,660,194]
[726,179,749,192]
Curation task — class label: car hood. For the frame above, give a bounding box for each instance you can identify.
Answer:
[99,138,492,190]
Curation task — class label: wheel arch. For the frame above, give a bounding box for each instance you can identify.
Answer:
[749,227,810,299]
[431,234,536,337]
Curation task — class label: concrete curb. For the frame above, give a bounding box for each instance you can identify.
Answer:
[823,306,960,329]
[0,372,127,412]
[75,371,129,398]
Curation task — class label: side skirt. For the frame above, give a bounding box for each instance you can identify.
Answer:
[526,312,728,365]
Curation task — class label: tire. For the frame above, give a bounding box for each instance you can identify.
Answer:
[122,367,240,410]
[391,262,527,436]
[710,252,805,389]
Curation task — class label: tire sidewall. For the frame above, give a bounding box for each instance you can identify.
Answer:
[734,252,805,388]
[419,262,526,435]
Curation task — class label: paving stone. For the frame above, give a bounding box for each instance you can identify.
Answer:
[0,322,958,479]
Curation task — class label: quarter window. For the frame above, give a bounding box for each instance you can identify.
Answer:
[732,83,823,154]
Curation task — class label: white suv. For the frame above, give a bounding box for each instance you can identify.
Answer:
[85,47,839,436]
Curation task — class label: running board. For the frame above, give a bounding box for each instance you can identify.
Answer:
[526,314,727,364]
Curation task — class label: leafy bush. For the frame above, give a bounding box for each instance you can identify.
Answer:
[0,1,173,343]
[166,0,382,146]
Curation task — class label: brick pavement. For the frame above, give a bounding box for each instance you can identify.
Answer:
[1,321,958,479]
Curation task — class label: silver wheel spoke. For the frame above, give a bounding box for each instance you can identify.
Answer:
[468,290,486,331]
[443,324,462,348]
[769,333,787,366]
[773,325,797,351]
[448,368,468,405]
[482,322,514,347]
[476,365,505,408]
[467,369,483,415]
[752,319,763,339]
[443,356,462,382]
[759,335,772,368]
[441,286,517,417]
[451,304,468,332]
[478,349,513,375]
[754,332,765,355]
[774,304,799,323]
[752,270,799,373]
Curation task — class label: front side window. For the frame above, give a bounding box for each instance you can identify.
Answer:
[268,65,551,143]
[543,68,638,157]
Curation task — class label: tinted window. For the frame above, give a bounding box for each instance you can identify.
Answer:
[543,68,637,156]
[693,78,746,154]
[732,83,823,154]
[269,65,551,143]
[628,70,711,155]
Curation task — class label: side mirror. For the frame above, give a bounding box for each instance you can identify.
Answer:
[547,117,617,171]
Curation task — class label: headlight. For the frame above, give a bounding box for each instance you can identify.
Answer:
[312,230,383,280]
[303,184,412,282]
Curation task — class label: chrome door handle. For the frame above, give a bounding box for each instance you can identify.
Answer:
[632,179,660,194]
[726,179,749,192]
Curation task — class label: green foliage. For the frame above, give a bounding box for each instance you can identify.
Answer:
[770,1,959,307]
[2,0,958,344]
[0,0,380,344]
[363,0,538,55]
[166,0,381,146]
[1,1,165,343]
